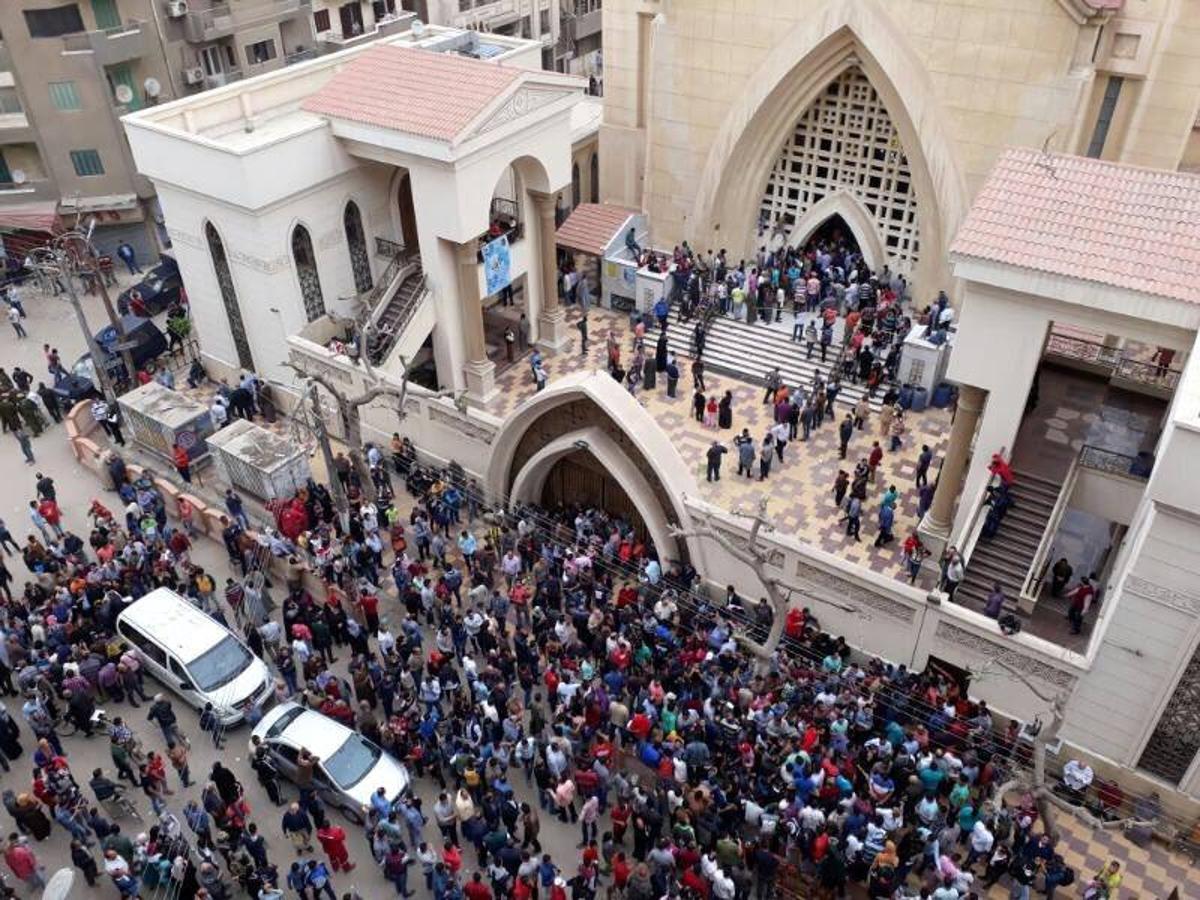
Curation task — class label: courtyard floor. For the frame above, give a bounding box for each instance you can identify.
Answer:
[485,305,953,585]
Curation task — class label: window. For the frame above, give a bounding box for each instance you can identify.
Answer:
[0,152,10,185]
[571,162,581,208]
[459,0,472,11]
[188,635,252,692]
[291,224,326,322]
[49,81,81,111]
[0,89,22,116]
[91,0,120,30]
[313,8,331,31]
[69,149,104,176]
[118,620,167,665]
[1086,75,1124,159]
[372,0,396,18]
[245,38,277,65]
[205,222,255,371]
[589,153,599,204]
[200,44,235,77]
[339,2,364,36]
[343,201,373,294]
[105,62,140,110]
[168,657,192,685]
[23,4,85,38]
[540,9,550,34]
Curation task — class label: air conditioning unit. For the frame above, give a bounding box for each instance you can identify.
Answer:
[183,66,205,85]
[166,0,189,18]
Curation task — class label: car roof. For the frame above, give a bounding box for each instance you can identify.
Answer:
[117,588,228,662]
[257,703,353,759]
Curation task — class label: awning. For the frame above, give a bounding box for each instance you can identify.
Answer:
[0,200,60,233]
[556,202,638,257]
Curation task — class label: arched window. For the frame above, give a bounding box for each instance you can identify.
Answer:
[291,224,326,322]
[589,153,599,204]
[343,201,372,294]
[571,162,581,208]
[204,222,254,371]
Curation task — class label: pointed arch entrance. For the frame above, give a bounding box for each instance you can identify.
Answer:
[784,190,887,272]
[689,0,967,289]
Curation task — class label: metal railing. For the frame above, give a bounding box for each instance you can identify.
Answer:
[367,271,429,365]
[61,19,145,53]
[375,237,404,259]
[1044,330,1182,390]
[285,47,317,64]
[1078,444,1152,481]
[476,197,524,260]
[357,248,411,325]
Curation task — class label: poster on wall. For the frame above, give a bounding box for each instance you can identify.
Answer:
[482,235,512,296]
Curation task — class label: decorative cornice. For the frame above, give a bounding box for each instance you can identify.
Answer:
[469,85,575,140]
[428,404,496,445]
[934,621,1078,690]
[791,561,917,625]
[1123,575,1200,617]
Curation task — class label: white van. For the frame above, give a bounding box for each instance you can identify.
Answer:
[116,587,272,726]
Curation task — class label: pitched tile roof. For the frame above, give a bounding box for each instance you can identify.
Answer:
[556,203,639,256]
[950,148,1200,304]
[301,44,521,143]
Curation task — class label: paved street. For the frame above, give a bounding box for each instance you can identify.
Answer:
[0,276,588,897]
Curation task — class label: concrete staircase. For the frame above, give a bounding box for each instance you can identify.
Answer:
[662,306,885,411]
[957,469,1062,610]
[367,264,428,365]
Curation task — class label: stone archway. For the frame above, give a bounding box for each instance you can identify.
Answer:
[487,371,701,561]
[689,0,967,291]
[784,190,887,272]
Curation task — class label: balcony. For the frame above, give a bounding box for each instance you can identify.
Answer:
[184,0,312,44]
[204,68,244,89]
[61,20,149,66]
[315,12,415,54]
[0,112,32,143]
[476,196,524,261]
[284,47,318,65]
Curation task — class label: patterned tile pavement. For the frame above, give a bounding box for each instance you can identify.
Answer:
[485,306,953,584]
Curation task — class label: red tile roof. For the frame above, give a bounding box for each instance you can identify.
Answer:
[301,45,520,143]
[950,148,1200,304]
[556,203,639,256]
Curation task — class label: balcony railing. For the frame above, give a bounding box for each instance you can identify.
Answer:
[184,0,311,43]
[61,20,149,65]
[476,196,523,261]
[1044,330,1182,391]
[1078,444,1153,481]
[375,237,404,259]
[285,47,318,65]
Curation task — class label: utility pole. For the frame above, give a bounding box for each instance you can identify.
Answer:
[62,229,137,383]
[28,247,118,406]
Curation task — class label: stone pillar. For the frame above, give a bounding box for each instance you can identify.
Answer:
[456,240,497,406]
[920,384,986,546]
[531,190,568,351]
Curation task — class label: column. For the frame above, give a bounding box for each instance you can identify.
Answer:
[531,190,568,351]
[456,240,497,405]
[920,384,986,541]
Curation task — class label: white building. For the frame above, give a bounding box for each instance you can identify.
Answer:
[124,24,599,402]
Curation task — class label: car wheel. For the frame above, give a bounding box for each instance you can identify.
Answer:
[340,804,364,826]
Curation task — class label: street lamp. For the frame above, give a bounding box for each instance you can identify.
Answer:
[26,246,119,407]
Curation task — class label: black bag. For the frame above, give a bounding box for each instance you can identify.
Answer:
[1059,866,1075,887]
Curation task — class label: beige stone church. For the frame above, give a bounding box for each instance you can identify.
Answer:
[599,0,1200,292]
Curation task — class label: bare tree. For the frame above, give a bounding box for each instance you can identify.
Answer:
[286,317,464,504]
[985,658,1155,838]
[668,495,792,654]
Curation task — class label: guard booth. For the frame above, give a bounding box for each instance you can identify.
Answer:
[207,418,312,501]
[555,203,648,312]
[117,381,214,465]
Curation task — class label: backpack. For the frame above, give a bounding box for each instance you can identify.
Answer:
[1058,866,1075,887]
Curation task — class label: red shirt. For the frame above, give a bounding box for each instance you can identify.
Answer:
[443,845,462,874]
[681,868,710,899]
[464,881,492,900]
[37,499,60,525]
[628,713,651,741]
[612,859,631,888]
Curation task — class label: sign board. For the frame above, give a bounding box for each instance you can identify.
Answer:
[481,234,512,297]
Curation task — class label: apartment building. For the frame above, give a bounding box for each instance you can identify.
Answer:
[404,0,561,70]
[0,0,320,262]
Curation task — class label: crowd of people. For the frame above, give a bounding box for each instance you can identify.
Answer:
[0,235,1143,900]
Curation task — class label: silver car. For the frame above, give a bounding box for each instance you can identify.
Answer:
[250,702,409,824]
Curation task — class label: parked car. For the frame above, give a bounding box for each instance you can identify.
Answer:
[251,702,410,822]
[116,588,273,727]
[51,315,168,403]
[117,255,182,316]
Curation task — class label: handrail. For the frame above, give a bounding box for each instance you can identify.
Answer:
[357,248,409,325]
[367,272,429,366]
[1019,460,1078,602]
[1044,330,1182,390]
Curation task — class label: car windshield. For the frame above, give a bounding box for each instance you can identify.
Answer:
[187,635,253,693]
[73,357,96,382]
[265,707,305,740]
[323,735,383,790]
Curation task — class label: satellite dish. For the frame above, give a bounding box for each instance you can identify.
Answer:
[143,77,161,98]
[114,84,134,105]
[411,19,425,37]
[10,169,26,185]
